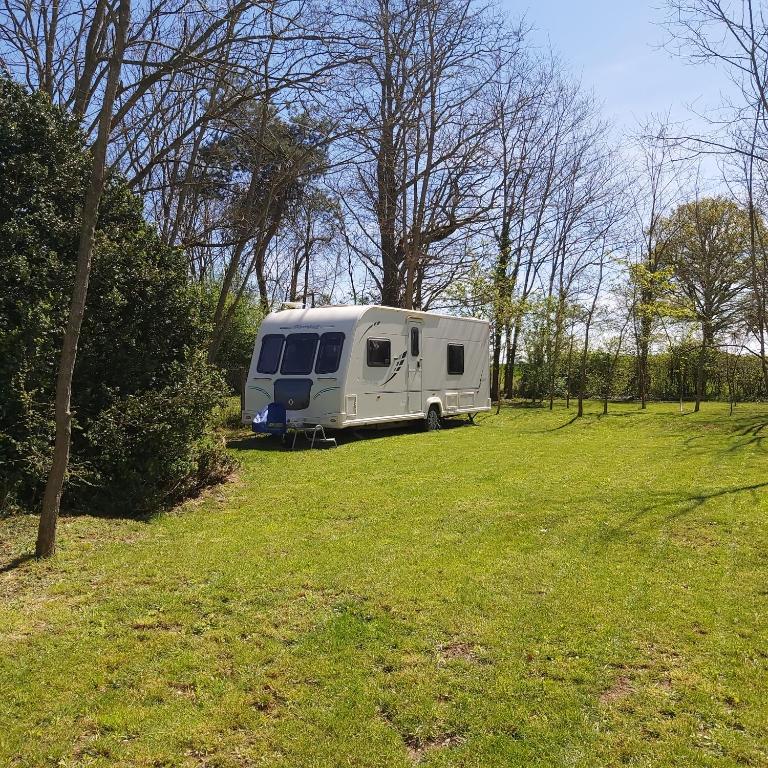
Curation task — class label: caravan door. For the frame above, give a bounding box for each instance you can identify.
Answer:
[407,321,423,414]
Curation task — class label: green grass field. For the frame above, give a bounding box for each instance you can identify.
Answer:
[1,402,767,767]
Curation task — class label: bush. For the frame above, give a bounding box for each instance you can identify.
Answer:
[0,77,234,516]
[0,79,85,512]
[86,355,235,514]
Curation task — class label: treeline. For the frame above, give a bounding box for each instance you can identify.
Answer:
[515,349,767,406]
[468,0,768,418]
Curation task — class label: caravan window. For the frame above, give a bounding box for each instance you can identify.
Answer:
[410,327,420,356]
[367,338,391,367]
[447,344,464,375]
[281,333,319,375]
[256,334,284,374]
[315,332,345,374]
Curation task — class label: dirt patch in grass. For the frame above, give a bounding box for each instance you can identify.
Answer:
[131,617,184,632]
[404,733,465,763]
[670,528,720,549]
[600,674,635,704]
[169,682,198,700]
[601,643,683,706]
[251,683,287,715]
[437,640,483,664]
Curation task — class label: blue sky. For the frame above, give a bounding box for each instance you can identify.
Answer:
[507,0,729,133]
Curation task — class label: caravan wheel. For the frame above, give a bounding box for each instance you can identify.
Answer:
[425,405,442,432]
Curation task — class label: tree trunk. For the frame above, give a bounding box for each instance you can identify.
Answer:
[208,209,281,365]
[289,260,300,302]
[377,54,400,308]
[638,309,651,409]
[603,316,629,417]
[577,347,587,417]
[577,257,604,418]
[491,324,502,402]
[402,245,417,310]
[504,321,520,399]
[302,239,311,308]
[564,330,574,409]
[36,0,130,558]
[491,227,511,402]
[694,339,707,413]
[547,293,565,411]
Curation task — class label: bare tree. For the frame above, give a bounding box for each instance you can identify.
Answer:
[334,0,520,308]
[664,0,768,163]
[486,53,550,400]
[663,0,768,391]
[278,189,342,305]
[35,0,130,558]
[628,116,688,408]
[542,102,619,411]
[0,0,339,554]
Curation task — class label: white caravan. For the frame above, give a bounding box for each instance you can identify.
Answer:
[242,304,491,431]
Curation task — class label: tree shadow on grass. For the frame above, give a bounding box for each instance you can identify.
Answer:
[530,405,654,433]
[552,415,580,431]
[598,480,768,543]
[725,417,768,452]
[227,434,288,452]
[0,552,35,573]
[676,412,768,456]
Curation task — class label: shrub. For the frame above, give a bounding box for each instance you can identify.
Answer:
[0,78,85,513]
[86,355,236,514]
[0,77,234,516]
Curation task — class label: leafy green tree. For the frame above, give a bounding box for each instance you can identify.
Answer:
[628,261,679,407]
[662,197,750,411]
[201,284,263,372]
[195,102,329,360]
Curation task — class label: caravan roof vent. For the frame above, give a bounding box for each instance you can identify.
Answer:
[280,301,303,311]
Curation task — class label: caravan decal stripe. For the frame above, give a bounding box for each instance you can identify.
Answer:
[381,351,407,385]
[247,386,271,398]
[312,386,340,400]
[362,320,381,336]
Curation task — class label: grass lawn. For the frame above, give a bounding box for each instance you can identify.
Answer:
[1,401,767,767]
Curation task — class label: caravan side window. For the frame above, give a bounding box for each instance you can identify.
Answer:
[315,332,345,374]
[447,343,464,375]
[367,338,391,367]
[256,334,284,374]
